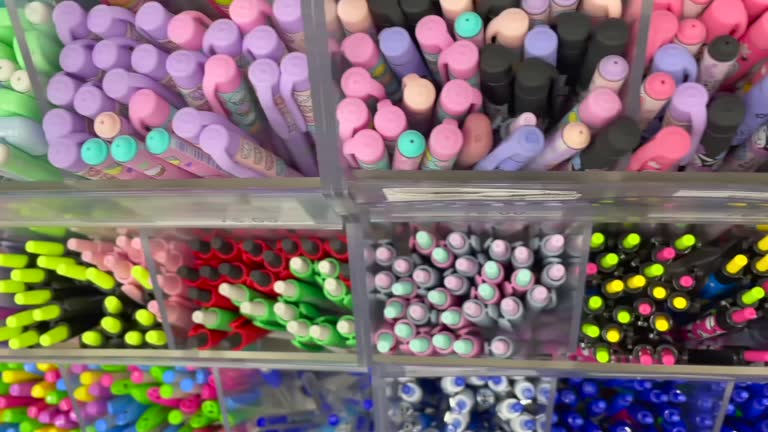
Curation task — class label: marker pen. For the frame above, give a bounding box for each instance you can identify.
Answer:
[578,18,628,91]
[336,0,375,35]
[430,246,455,269]
[498,296,524,328]
[93,38,137,72]
[700,254,749,299]
[414,15,454,82]
[439,0,472,27]
[523,0,550,25]
[651,44,698,85]
[228,0,271,35]
[673,18,706,58]
[135,2,180,51]
[554,11,590,86]
[453,334,485,358]
[399,75,435,136]
[379,27,430,79]
[732,76,768,148]
[454,12,484,48]
[525,122,590,170]
[203,55,268,138]
[423,118,464,170]
[86,5,150,41]
[699,0,748,43]
[336,97,372,143]
[46,72,83,110]
[53,1,92,44]
[479,46,515,134]
[242,26,285,64]
[341,33,401,101]
[687,94,745,171]
[523,25,558,66]
[444,273,471,295]
[58,40,101,83]
[272,0,305,53]
[167,11,212,51]
[587,55,628,94]
[373,100,408,153]
[475,124,545,171]
[627,126,692,171]
[343,129,389,170]
[406,300,435,327]
[513,59,556,120]
[166,51,213,112]
[437,40,480,87]
[486,8,529,57]
[684,307,758,340]
[203,19,247,70]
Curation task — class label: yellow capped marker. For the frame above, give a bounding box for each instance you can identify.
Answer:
[626,275,647,290]
[6,309,36,328]
[14,289,53,306]
[0,280,25,294]
[757,234,768,253]
[73,385,96,402]
[603,327,622,343]
[10,268,46,284]
[755,255,768,274]
[2,370,40,383]
[36,256,76,271]
[145,329,167,347]
[604,280,624,294]
[621,233,641,251]
[32,305,62,322]
[131,265,153,290]
[80,371,103,386]
[36,363,57,372]
[30,381,55,398]
[103,296,124,315]
[100,316,124,336]
[86,267,116,290]
[124,330,144,347]
[0,254,30,268]
[0,326,23,342]
[25,240,66,256]
[599,253,619,270]
[80,330,105,348]
[652,314,671,332]
[669,295,689,311]
[591,232,605,250]
[651,286,669,301]
[8,329,41,350]
[56,264,87,281]
[726,254,749,275]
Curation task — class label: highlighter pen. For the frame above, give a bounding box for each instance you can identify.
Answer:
[203,55,268,138]
[683,307,758,340]
[379,27,430,79]
[555,11,591,86]
[437,40,480,87]
[700,254,749,300]
[674,18,706,56]
[454,12,484,48]
[486,8,529,57]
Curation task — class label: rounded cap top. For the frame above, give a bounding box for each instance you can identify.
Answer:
[110,135,140,163]
[80,138,110,165]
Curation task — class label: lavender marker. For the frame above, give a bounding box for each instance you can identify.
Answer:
[87,5,148,42]
[136,1,180,51]
[650,43,698,85]
[541,262,566,289]
[446,231,472,256]
[53,1,93,44]
[272,0,305,53]
[73,85,124,120]
[48,133,111,180]
[463,299,500,327]
[166,51,212,111]
[131,44,173,88]
[47,72,84,109]
[93,38,137,72]
[524,25,558,67]
[444,274,471,296]
[379,27,430,79]
[103,68,185,107]
[43,108,90,139]
[204,19,247,67]
[455,255,480,277]
[59,40,101,82]
[243,26,286,62]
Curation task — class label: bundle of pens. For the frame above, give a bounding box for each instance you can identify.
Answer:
[42,0,316,180]
[552,378,725,432]
[0,363,80,432]
[336,0,635,171]
[575,225,768,365]
[628,0,768,172]
[388,376,551,432]
[153,234,355,351]
[722,382,768,432]
[0,228,167,349]
[372,226,574,357]
[69,364,228,431]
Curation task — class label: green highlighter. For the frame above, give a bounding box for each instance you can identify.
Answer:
[188,412,215,428]
[288,256,315,282]
[273,279,337,309]
[12,31,63,76]
[336,315,356,348]
[0,280,25,294]
[286,318,324,352]
[218,282,268,307]
[0,90,41,120]
[191,307,238,332]
[136,403,171,432]
[323,278,353,311]
[309,322,348,348]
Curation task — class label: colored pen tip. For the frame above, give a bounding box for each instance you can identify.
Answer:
[581,323,600,338]
[586,262,598,276]
[622,233,640,249]
[599,253,618,269]
[393,322,414,339]
[432,247,450,263]
[653,316,670,332]
[756,255,768,273]
[415,231,433,249]
[732,307,758,323]
[660,350,676,365]
[605,280,624,294]
[678,275,695,288]
[643,263,664,278]
[726,254,749,274]
[604,328,621,343]
[626,275,646,289]
[478,283,496,300]
[743,287,766,305]
[587,296,603,310]
[590,232,605,249]
[595,347,610,363]
[427,290,447,305]
[758,235,768,253]
[656,247,676,262]
[674,234,696,251]
[671,296,688,310]
[616,310,631,324]
[409,337,429,353]
[651,286,668,300]
[639,353,654,365]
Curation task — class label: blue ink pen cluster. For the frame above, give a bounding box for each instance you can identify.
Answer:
[577,225,768,365]
[553,378,725,432]
[371,226,577,357]
[722,382,768,432]
[388,376,551,432]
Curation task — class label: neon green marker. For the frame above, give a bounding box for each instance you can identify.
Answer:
[285,318,321,348]
[336,315,356,341]
[19,419,42,432]
[36,255,75,271]
[620,233,641,252]
[8,328,40,349]
[130,384,154,404]
[15,289,57,306]
[25,240,65,256]
[189,412,214,428]
[274,301,321,324]
[586,295,604,313]
[239,297,278,322]
[81,330,105,348]
[167,409,189,425]
[0,326,23,342]
[273,279,330,306]
[191,307,238,331]
[145,329,167,347]
[136,404,172,432]
[674,234,697,253]
[38,323,78,346]
[288,256,315,282]
[581,322,601,339]
[56,264,87,281]
[323,278,351,310]
[86,267,116,291]
[29,227,68,238]
[597,253,619,272]
[595,345,611,363]
[0,88,42,121]
[100,316,126,336]
[103,296,125,315]
[0,280,25,294]
[45,389,67,405]
[642,263,665,279]
[2,407,29,423]
[315,257,343,279]
[0,253,30,268]
[590,232,605,251]
[131,265,153,290]
[10,268,46,284]
[134,309,157,328]
[740,286,766,306]
[201,400,221,420]
[218,282,267,306]
[124,330,144,347]
[6,309,36,327]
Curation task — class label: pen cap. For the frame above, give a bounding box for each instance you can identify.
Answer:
[343,129,388,168]
[579,116,640,169]
[556,11,591,55]
[43,108,89,139]
[440,0,473,22]
[172,107,241,144]
[336,0,375,34]
[131,44,169,82]
[166,50,206,89]
[707,34,739,64]
[476,125,544,170]
[486,8,529,48]
[368,0,406,29]
[95,112,136,141]
[73,85,118,120]
[336,97,371,141]
[457,112,492,168]
[272,0,304,49]
[522,0,549,17]
[676,18,706,47]
[590,55,629,92]
[128,89,173,135]
[524,25,558,66]
[86,5,136,38]
[400,0,438,27]
[428,118,463,163]
[242,26,286,63]
[229,0,272,34]
[52,1,90,44]
[136,2,174,43]
[46,72,84,109]
[701,94,745,157]
[439,79,482,117]
[628,126,692,171]
[379,27,427,76]
[579,18,628,89]
[168,11,212,51]
[59,40,99,81]
[340,67,386,101]
[80,137,111,166]
[699,0,748,43]
[402,74,436,114]
[480,44,515,104]
[198,124,263,177]
[514,58,556,117]
[48,133,94,173]
[341,32,381,70]
[650,43,698,84]
[203,19,244,58]
[93,38,137,72]
[579,88,622,131]
[745,0,768,22]
[374,99,407,141]
[476,0,519,21]
[415,15,454,53]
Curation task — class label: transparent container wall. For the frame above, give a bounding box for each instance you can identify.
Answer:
[575,223,768,366]
[0,226,161,351]
[383,375,554,432]
[723,382,768,432]
[553,378,726,432]
[368,221,589,360]
[145,227,356,353]
[219,368,373,432]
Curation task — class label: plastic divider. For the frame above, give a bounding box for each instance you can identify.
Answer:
[211,367,233,432]
[345,219,374,367]
[566,223,593,354]
[139,229,179,350]
[622,0,655,120]
[543,377,559,432]
[5,0,51,116]
[713,381,736,431]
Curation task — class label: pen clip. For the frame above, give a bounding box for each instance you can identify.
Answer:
[279,56,308,133]
[202,57,235,120]
[249,59,292,138]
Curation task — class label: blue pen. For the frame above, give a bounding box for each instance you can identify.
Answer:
[226,391,263,410]
[731,387,751,404]
[580,380,599,398]
[661,407,682,423]
[587,399,607,418]
[556,389,577,406]
[700,254,749,299]
[564,412,584,429]
[604,393,633,416]
[195,368,210,384]
[743,396,768,419]
[695,414,715,429]
[56,377,67,391]
[668,388,687,404]
[609,421,633,432]
[627,405,655,425]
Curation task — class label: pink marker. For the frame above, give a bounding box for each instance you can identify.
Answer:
[627,126,692,171]
[632,10,678,67]
[342,129,389,170]
[424,118,464,170]
[167,11,212,51]
[723,12,768,89]
[561,87,621,132]
[336,97,371,142]
[203,55,268,137]
[444,274,471,296]
[625,0,682,23]
[512,246,535,269]
[682,0,711,18]
[480,261,505,285]
[229,0,272,35]
[415,15,454,82]
[437,40,479,87]
[655,247,677,262]
[341,32,402,101]
[128,89,176,136]
[454,256,480,278]
[675,18,707,56]
[340,67,386,112]
[436,79,482,123]
[745,0,768,22]
[699,0,748,43]
[135,2,180,51]
[147,387,182,408]
[499,296,524,326]
[639,72,676,129]
[374,99,407,152]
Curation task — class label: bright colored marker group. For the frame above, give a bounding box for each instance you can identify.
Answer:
[0,363,78,432]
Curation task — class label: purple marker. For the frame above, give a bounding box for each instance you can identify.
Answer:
[588,55,629,94]
[73,85,124,120]
[661,82,708,165]
[392,256,417,277]
[541,262,566,289]
[379,27,430,79]
[505,268,535,295]
[650,44,698,85]
[393,319,417,342]
[47,72,84,109]
[412,265,441,289]
[523,25,558,67]
[171,107,241,145]
[474,126,545,171]
[59,40,101,82]
[406,301,435,326]
[204,19,247,68]
[374,270,395,294]
[131,44,174,90]
[481,260,505,285]
[523,0,550,25]
[391,279,418,299]
[476,282,502,304]
[374,244,397,267]
[135,2,180,51]
[280,53,315,134]
[103,69,185,108]
[488,239,512,262]
[412,230,437,256]
[432,331,456,355]
[87,5,149,41]
[53,1,93,44]
[732,76,768,147]
[272,0,305,53]
[383,297,408,323]
[526,284,551,311]
[197,124,271,178]
[248,59,318,176]
[93,38,137,72]
[489,335,516,358]
[48,134,113,180]
[444,274,471,296]
[446,232,472,256]
[431,246,455,269]
[540,234,565,258]
[463,299,500,327]
[499,296,525,327]
[243,26,287,63]
[511,246,534,269]
[166,51,213,112]
[43,108,90,139]
[426,287,460,310]
[439,306,472,330]
[455,255,480,277]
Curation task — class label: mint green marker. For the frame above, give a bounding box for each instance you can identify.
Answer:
[191,308,238,332]
[273,279,335,309]
[218,283,267,307]
[323,278,352,311]
[309,322,347,347]
[396,131,427,171]
[288,256,316,282]
[455,12,484,49]
[393,321,414,341]
[376,332,395,353]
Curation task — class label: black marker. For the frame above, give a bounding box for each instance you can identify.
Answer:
[399,0,437,29]
[513,58,557,121]
[554,11,591,86]
[368,0,406,30]
[480,44,516,131]
[475,0,519,22]
[689,94,745,170]
[573,116,641,170]
[578,18,629,90]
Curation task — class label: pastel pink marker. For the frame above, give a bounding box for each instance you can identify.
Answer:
[341,32,402,101]
[627,126,692,171]
[336,97,371,142]
[639,72,676,129]
[436,79,482,123]
[128,89,176,136]
[374,99,407,152]
[423,118,464,170]
[561,87,622,132]
[229,0,272,35]
[445,273,471,296]
[167,11,213,51]
[722,12,768,89]
[682,0,711,18]
[625,0,682,23]
[699,0,748,43]
[675,18,707,56]
[340,67,386,112]
[744,0,768,23]
[342,129,389,170]
[148,299,195,329]
[437,40,479,87]
[415,15,454,82]
[631,10,679,66]
[454,256,480,277]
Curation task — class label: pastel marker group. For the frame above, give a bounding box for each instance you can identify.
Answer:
[42,0,317,180]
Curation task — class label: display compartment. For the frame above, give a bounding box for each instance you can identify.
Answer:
[723,381,768,432]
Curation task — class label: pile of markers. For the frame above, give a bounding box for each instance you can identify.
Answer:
[336,0,636,171]
[722,382,768,432]
[388,376,551,432]
[0,228,167,349]
[69,364,229,431]
[154,234,356,351]
[0,363,80,432]
[372,227,569,357]
[552,378,724,432]
[42,0,316,180]
[576,226,768,365]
